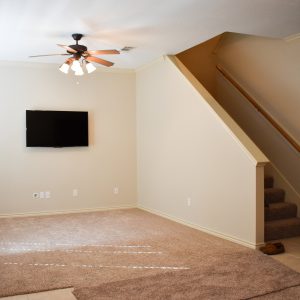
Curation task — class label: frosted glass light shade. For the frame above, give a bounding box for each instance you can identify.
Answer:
[86,62,96,73]
[59,63,70,74]
[71,60,81,72]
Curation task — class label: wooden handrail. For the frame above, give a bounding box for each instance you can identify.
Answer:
[216,65,300,153]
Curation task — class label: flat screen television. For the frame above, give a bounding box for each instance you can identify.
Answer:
[26,110,88,147]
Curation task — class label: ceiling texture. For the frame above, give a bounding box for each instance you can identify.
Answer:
[1,0,300,69]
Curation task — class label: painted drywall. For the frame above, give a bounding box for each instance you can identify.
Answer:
[216,74,300,208]
[215,33,300,196]
[136,56,268,247]
[176,34,222,98]
[0,62,136,215]
[216,33,300,142]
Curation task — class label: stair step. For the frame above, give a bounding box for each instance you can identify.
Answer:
[264,188,285,205]
[264,176,274,188]
[265,217,300,241]
[265,202,297,221]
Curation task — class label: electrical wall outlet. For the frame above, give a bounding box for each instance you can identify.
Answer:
[33,192,39,199]
[73,189,78,197]
[113,187,119,194]
[33,191,50,199]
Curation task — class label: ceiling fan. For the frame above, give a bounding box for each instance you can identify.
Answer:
[29,33,120,75]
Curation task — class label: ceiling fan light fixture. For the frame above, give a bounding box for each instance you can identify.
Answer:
[71,60,81,72]
[86,61,96,73]
[59,62,70,74]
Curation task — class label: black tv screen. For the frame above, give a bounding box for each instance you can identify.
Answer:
[26,110,88,147]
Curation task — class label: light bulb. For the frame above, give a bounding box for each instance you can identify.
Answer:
[75,66,84,76]
[59,63,69,74]
[71,60,81,72]
[86,61,96,73]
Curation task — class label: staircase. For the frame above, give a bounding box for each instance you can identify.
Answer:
[264,176,300,241]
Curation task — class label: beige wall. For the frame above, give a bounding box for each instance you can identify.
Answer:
[136,56,267,247]
[0,57,270,247]
[0,62,136,215]
[216,74,300,207]
[216,33,300,143]
[215,33,300,197]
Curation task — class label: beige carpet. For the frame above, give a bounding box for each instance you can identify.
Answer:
[73,265,300,300]
[0,208,300,299]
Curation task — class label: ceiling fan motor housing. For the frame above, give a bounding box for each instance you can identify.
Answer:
[68,33,87,55]
[68,44,88,54]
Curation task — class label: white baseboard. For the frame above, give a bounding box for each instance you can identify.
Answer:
[138,205,264,249]
[0,204,137,218]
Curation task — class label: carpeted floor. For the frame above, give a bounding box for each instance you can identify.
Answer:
[0,208,300,299]
[73,270,300,300]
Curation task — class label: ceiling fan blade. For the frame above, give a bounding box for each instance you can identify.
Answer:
[85,56,114,67]
[85,49,120,55]
[29,54,70,57]
[57,44,77,53]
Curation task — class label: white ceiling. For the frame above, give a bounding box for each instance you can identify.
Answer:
[1,0,300,69]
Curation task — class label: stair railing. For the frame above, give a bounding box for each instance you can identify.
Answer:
[216,65,300,153]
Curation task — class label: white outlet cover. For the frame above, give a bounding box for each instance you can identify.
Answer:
[73,189,78,197]
[113,187,119,194]
[187,197,191,206]
[40,192,45,199]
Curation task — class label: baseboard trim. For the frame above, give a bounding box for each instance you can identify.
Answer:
[0,204,137,218]
[138,205,263,249]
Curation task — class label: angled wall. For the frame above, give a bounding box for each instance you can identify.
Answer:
[217,33,300,142]
[215,33,300,200]
[177,32,300,206]
[136,56,268,248]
